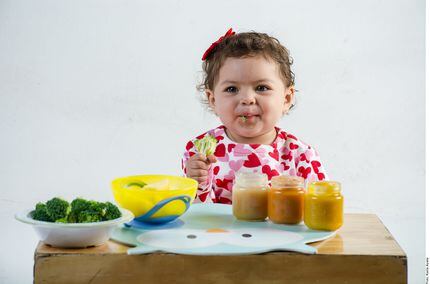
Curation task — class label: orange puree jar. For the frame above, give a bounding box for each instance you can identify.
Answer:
[304,181,343,231]
[232,172,268,221]
[268,175,305,224]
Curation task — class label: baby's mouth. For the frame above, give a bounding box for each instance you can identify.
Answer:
[239,114,260,123]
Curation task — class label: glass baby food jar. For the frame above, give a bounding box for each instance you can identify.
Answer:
[304,181,343,231]
[268,175,305,225]
[232,172,269,221]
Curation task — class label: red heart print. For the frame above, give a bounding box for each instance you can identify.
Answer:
[214,144,226,157]
[317,172,325,180]
[287,134,297,140]
[216,135,224,141]
[299,153,309,163]
[298,166,311,179]
[213,166,220,175]
[262,165,279,180]
[214,187,223,196]
[198,191,210,202]
[216,178,232,190]
[278,132,287,140]
[281,162,290,171]
[196,133,206,139]
[228,144,236,153]
[311,160,322,172]
[186,141,194,151]
[250,144,260,149]
[281,152,292,161]
[218,196,232,204]
[289,143,299,150]
[269,149,279,161]
[243,153,261,168]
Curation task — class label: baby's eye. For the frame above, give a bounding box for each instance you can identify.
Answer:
[256,85,269,92]
[224,86,238,93]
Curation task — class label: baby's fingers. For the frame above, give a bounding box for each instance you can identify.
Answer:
[189,169,208,177]
[190,175,208,185]
[189,160,210,170]
[190,153,210,162]
[206,154,217,164]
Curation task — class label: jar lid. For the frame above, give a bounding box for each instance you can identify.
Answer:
[271,175,304,188]
[234,172,268,188]
[308,181,341,195]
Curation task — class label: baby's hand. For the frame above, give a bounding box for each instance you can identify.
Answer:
[185,153,217,186]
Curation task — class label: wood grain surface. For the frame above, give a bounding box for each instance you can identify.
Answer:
[34,213,407,284]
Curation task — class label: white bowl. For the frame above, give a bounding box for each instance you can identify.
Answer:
[15,208,134,248]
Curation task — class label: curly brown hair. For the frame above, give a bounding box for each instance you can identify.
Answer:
[198,31,295,93]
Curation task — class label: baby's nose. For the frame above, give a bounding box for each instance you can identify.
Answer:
[240,90,256,105]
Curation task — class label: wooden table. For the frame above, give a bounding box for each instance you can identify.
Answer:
[34,214,407,284]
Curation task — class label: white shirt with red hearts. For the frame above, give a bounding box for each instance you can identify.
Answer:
[182,125,328,204]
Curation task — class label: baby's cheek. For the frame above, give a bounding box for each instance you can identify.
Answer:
[265,112,283,127]
[218,116,236,129]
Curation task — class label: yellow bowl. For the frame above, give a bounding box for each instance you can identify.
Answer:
[111,175,198,221]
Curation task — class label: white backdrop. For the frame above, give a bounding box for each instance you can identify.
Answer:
[0,0,425,283]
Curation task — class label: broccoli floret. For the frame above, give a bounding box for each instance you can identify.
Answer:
[76,201,106,223]
[89,201,107,216]
[67,213,78,223]
[78,210,103,223]
[103,202,121,221]
[76,201,121,222]
[68,198,92,223]
[71,198,92,212]
[194,135,217,156]
[32,202,52,222]
[46,197,71,222]
[32,197,122,223]
[55,217,69,223]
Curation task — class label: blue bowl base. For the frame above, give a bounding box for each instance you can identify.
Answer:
[124,218,185,230]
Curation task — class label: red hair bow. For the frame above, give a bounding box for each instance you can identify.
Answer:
[202,28,235,61]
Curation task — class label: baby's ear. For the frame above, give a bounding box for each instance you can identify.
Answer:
[283,86,295,113]
[206,89,216,108]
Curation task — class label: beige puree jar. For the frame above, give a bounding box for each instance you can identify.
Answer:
[232,172,268,221]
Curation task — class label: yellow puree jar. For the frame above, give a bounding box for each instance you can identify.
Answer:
[304,181,343,231]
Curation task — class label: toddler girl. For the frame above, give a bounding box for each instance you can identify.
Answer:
[182,28,328,203]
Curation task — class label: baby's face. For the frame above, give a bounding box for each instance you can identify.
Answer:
[207,55,294,144]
